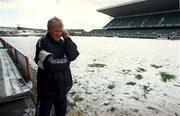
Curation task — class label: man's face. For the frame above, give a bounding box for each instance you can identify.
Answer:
[48,24,64,41]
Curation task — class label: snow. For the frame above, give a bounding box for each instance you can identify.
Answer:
[0,48,31,98]
[2,36,180,116]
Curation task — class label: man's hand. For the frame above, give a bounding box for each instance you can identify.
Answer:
[62,30,70,39]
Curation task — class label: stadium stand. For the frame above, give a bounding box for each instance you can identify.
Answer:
[88,0,180,40]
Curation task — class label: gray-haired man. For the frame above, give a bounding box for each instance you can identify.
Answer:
[34,17,79,116]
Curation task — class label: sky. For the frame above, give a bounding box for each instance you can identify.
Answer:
[0,0,132,31]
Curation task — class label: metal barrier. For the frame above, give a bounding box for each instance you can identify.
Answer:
[0,37,31,82]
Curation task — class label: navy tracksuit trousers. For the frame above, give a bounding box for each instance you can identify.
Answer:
[39,96,67,116]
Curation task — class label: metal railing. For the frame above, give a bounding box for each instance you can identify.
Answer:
[0,37,31,82]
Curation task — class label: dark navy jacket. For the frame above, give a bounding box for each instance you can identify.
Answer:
[34,33,79,100]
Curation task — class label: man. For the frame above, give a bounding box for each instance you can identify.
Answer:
[34,17,79,116]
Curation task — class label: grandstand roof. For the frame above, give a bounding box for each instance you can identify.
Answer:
[97,0,180,17]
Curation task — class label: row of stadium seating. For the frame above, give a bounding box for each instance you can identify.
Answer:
[104,11,180,29]
[88,28,180,39]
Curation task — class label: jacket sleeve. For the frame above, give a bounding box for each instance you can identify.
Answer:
[34,38,70,72]
[34,39,42,65]
[42,51,70,72]
[64,37,79,61]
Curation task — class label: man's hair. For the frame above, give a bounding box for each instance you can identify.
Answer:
[47,16,63,29]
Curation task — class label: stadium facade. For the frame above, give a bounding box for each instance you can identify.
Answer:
[0,26,86,36]
[88,0,180,40]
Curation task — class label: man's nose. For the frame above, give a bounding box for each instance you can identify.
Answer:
[56,32,61,36]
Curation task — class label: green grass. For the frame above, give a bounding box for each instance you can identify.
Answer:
[88,63,106,68]
[73,79,78,84]
[69,102,77,107]
[143,85,153,94]
[160,72,175,82]
[107,84,115,89]
[69,91,76,97]
[107,107,116,112]
[174,84,180,87]
[103,102,110,106]
[135,74,143,80]
[136,67,146,72]
[70,94,84,107]
[86,70,95,72]
[146,106,159,113]
[150,64,163,69]
[130,96,139,101]
[85,91,92,94]
[121,69,131,74]
[143,85,153,99]
[73,95,84,103]
[126,81,136,86]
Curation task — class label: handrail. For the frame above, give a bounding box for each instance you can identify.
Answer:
[0,37,31,81]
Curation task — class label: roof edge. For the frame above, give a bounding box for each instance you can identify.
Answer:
[97,0,146,12]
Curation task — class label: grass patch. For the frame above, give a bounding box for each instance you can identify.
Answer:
[146,106,159,113]
[143,85,153,99]
[70,94,84,107]
[160,72,175,82]
[174,84,180,87]
[126,81,136,86]
[69,91,76,97]
[130,96,140,101]
[107,107,116,112]
[122,69,131,74]
[143,85,153,93]
[73,79,78,84]
[136,67,146,72]
[73,95,84,104]
[103,102,110,106]
[86,70,95,72]
[135,74,143,80]
[107,84,115,89]
[88,63,106,68]
[151,64,163,69]
[85,90,92,94]
[69,102,76,107]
